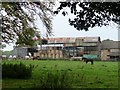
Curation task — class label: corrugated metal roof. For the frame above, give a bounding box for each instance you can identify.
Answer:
[42,44,64,47]
[101,40,120,49]
[83,37,100,42]
[48,37,100,44]
[68,38,76,43]
[81,43,97,46]
[48,37,76,44]
[76,37,100,42]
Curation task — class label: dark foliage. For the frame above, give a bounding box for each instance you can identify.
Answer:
[54,2,120,31]
[16,28,35,46]
[1,1,54,43]
[2,62,34,79]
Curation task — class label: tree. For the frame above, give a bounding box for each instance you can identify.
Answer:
[0,43,6,49]
[16,28,35,46]
[54,2,120,31]
[1,1,54,45]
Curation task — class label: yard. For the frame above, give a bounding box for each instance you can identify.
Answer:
[2,60,118,89]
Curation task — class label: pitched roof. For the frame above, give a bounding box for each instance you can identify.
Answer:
[101,39,120,49]
[48,37,76,44]
[76,37,100,42]
[48,37,100,44]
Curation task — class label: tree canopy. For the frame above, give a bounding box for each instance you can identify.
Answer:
[54,2,120,31]
[1,1,54,45]
[0,43,6,49]
[16,28,35,46]
[1,1,120,46]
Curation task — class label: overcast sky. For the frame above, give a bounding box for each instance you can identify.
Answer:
[2,3,119,51]
[52,13,118,41]
[3,14,118,51]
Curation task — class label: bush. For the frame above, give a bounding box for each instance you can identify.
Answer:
[2,62,34,79]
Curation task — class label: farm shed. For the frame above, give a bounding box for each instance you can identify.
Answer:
[33,44,68,59]
[101,39,120,61]
[76,37,101,59]
[13,46,28,58]
[33,37,101,60]
[13,46,38,58]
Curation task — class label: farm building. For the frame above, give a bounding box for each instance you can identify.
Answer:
[13,46,38,58]
[34,44,67,59]
[75,37,101,59]
[12,37,120,61]
[101,39,120,61]
[33,37,101,60]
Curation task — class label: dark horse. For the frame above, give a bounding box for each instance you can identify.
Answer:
[82,57,94,65]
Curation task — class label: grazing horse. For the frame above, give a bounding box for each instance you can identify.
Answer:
[82,57,94,65]
[32,56,40,60]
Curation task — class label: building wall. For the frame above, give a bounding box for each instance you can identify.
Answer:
[83,45,101,59]
[109,48,120,60]
[76,38,101,59]
[101,48,120,61]
[34,47,67,59]
[110,49,120,52]
[14,46,28,58]
[101,50,110,60]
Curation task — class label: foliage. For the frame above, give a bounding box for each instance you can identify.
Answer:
[1,1,54,43]
[54,2,120,31]
[0,50,13,56]
[16,28,35,46]
[0,43,6,49]
[2,62,34,79]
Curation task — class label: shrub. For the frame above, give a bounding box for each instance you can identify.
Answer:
[2,62,34,79]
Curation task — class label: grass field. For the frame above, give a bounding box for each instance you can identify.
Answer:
[2,60,118,89]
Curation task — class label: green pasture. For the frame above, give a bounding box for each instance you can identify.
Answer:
[2,60,118,88]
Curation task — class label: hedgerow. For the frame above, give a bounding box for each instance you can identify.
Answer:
[2,62,34,79]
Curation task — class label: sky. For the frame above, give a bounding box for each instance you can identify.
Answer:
[3,14,118,51]
[52,13,118,41]
[2,3,119,51]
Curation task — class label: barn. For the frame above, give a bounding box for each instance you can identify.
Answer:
[101,39,120,61]
[33,37,101,60]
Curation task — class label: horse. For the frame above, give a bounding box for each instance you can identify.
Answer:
[82,57,94,65]
[32,56,40,60]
